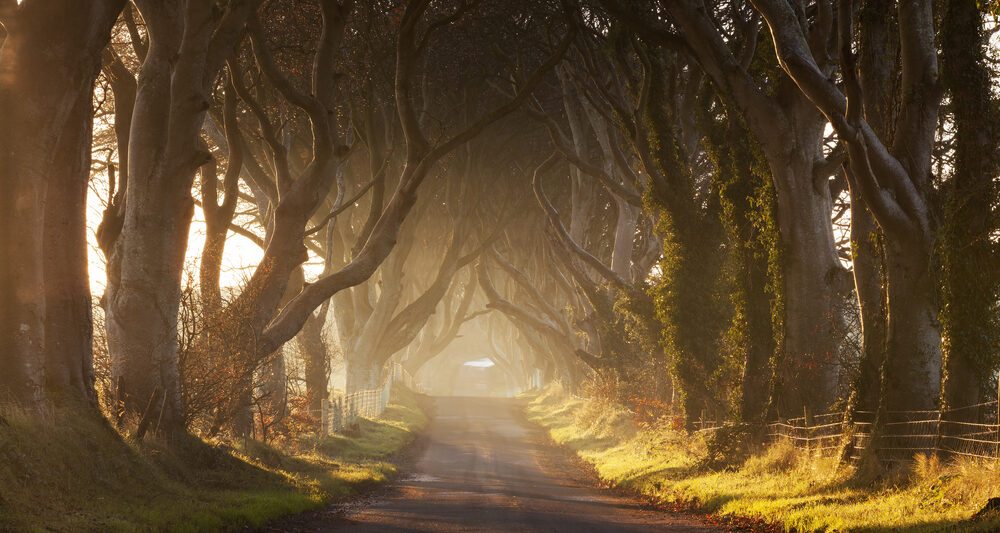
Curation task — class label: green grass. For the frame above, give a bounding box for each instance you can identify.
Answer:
[524,384,1000,532]
[0,386,427,532]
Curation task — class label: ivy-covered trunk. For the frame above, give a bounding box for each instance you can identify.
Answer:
[938,0,1000,418]
[709,120,782,424]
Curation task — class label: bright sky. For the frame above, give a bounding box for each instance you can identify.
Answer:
[85,183,266,295]
[463,358,496,368]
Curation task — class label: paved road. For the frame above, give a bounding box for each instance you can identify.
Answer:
[275,396,721,532]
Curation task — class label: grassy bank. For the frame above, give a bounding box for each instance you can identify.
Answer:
[0,386,427,532]
[525,385,1000,532]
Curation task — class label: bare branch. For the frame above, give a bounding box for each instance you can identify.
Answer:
[227,57,293,196]
[414,1,473,60]
[532,154,632,291]
[248,16,333,154]
[303,179,377,237]
[421,24,578,173]
[123,5,148,62]
[530,109,643,206]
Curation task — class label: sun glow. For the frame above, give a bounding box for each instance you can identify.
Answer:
[85,183,267,295]
[463,358,495,368]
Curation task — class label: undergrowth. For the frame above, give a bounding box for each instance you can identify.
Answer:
[524,383,1000,532]
[0,386,427,532]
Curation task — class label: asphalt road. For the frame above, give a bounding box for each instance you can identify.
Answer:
[272,396,722,532]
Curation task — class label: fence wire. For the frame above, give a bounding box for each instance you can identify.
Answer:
[597,397,1000,460]
[763,400,1000,460]
[318,363,421,435]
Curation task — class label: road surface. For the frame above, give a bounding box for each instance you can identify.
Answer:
[270,396,722,532]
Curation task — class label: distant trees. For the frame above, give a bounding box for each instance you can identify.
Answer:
[86,0,570,434]
[476,0,1000,441]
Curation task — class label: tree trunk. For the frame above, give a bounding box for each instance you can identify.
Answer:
[104,0,255,433]
[42,93,97,404]
[847,192,886,414]
[882,239,941,412]
[768,154,845,418]
[106,39,198,430]
[611,197,638,281]
[850,0,895,418]
[345,353,382,394]
[735,234,777,424]
[106,188,193,431]
[297,306,330,416]
[709,116,779,425]
[0,0,123,405]
[259,348,287,425]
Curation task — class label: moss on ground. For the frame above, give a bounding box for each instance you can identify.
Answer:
[0,386,427,532]
[524,384,1000,532]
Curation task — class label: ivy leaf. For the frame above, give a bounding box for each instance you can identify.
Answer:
[978,0,1000,15]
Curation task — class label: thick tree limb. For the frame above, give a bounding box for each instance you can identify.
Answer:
[751,0,930,239]
[477,261,573,347]
[489,248,573,339]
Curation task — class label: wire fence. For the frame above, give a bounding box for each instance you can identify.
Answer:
[763,400,1000,461]
[565,389,1000,461]
[318,363,422,435]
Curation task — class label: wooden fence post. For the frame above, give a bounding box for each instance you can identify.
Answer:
[804,405,813,451]
[333,397,342,432]
[320,399,329,437]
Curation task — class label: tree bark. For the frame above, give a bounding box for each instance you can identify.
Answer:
[847,188,886,414]
[0,0,124,405]
[297,304,331,415]
[611,197,639,281]
[42,92,98,404]
[345,351,382,393]
[938,0,1000,416]
[770,155,846,416]
[259,348,287,425]
[105,0,256,432]
[846,0,895,417]
[882,238,940,411]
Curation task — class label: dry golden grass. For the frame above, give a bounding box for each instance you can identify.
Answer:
[524,385,1000,532]
[0,387,427,532]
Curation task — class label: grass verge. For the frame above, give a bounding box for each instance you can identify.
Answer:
[524,384,1000,532]
[0,386,428,532]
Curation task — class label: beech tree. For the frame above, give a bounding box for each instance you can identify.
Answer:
[8,1,1000,467]
[937,0,1000,415]
[602,0,851,417]
[750,0,943,414]
[98,0,263,433]
[0,0,125,406]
